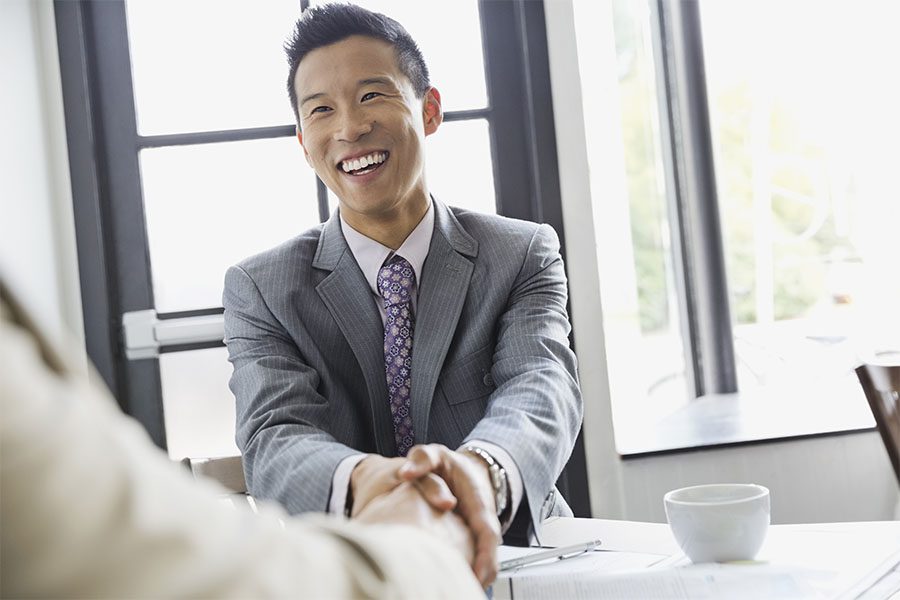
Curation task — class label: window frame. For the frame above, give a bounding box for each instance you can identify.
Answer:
[649,0,738,398]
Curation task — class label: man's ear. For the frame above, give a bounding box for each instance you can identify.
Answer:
[422,87,443,137]
[296,127,312,166]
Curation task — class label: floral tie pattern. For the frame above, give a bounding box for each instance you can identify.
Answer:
[377,255,416,456]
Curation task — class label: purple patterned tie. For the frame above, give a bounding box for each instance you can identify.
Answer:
[377,255,416,456]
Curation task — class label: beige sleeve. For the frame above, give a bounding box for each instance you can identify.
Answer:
[0,306,482,599]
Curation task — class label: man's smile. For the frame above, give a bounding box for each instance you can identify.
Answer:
[338,151,389,175]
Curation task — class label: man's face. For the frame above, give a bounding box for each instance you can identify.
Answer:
[293,35,442,223]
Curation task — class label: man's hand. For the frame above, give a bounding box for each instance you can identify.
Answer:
[349,455,456,517]
[355,482,475,565]
[397,444,502,586]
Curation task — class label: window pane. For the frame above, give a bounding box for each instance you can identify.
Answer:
[427,119,496,214]
[574,0,690,436]
[160,347,237,460]
[126,0,301,134]
[310,0,487,112]
[701,0,900,392]
[141,137,318,312]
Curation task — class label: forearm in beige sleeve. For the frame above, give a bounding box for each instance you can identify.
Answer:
[0,312,481,599]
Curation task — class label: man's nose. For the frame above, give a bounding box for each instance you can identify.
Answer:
[334,107,373,142]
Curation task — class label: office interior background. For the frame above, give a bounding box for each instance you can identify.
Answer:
[2,0,898,523]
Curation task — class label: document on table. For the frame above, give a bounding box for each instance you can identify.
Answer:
[491,546,674,600]
[492,520,900,600]
[501,563,828,600]
[539,517,681,555]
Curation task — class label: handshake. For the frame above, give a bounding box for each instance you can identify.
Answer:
[351,444,503,587]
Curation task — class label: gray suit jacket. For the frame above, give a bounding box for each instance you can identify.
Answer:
[224,199,583,539]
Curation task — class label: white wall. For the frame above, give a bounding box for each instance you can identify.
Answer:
[621,432,897,523]
[0,0,83,352]
[544,0,899,523]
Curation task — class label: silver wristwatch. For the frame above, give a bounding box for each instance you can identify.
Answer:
[463,445,509,518]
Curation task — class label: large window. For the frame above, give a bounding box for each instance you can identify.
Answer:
[701,0,900,395]
[575,0,897,451]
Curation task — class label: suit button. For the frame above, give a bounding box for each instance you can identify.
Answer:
[482,372,493,387]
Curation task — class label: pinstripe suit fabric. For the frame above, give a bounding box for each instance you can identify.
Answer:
[223,199,583,538]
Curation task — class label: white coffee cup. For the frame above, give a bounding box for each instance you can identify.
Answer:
[664,483,770,563]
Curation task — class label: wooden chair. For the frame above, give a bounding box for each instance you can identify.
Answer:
[856,354,900,485]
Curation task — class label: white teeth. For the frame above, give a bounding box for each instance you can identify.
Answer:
[341,152,386,173]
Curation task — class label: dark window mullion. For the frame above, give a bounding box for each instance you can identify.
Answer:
[157,307,225,320]
[138,125,296,149]
[316,177,329,221]
[55,0,121,399]
[478,1,565,235]
[443,108,491,122]
[62,0,167,447]
[513,0,566,254]
[651,0,737,397]
[135,110,492,151]
[479,0,534,220]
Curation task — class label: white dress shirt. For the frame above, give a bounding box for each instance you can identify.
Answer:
[328,200,524,528]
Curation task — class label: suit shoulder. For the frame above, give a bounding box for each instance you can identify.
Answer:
[450,206,539,235]
[448,207,557,250]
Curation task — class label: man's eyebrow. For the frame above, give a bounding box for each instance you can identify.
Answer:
[359,77,395,88]
[300,92,326,107]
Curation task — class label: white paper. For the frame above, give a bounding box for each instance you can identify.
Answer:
[540,516,682,555]
[492,547,669,600]
[508,564,824,600]
[499,547,669,578]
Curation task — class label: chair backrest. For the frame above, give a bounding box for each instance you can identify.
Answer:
[856,357,900,485]
[180,455,247,494]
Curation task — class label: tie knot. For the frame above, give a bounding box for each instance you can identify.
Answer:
[377,255,416,307]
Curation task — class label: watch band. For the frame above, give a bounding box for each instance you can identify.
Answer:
[463,445,509,518]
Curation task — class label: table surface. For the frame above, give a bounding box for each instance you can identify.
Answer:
[495,518,900,599]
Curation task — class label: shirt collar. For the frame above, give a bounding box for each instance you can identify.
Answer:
[340,200,434,295]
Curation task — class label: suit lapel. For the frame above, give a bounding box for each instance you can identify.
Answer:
[410,200,478,441]
[313,214,395,456]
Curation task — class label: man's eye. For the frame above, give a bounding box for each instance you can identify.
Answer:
[361,92,382,102]
[310,106,331,114]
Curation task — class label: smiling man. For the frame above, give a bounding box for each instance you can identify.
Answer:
[223,3,583,587]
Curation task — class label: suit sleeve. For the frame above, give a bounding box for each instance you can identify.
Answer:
[223,264,358,514]
[463,223,583,534]
[0,306,482,599]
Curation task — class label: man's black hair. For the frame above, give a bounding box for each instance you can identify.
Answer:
[285,3,431,127]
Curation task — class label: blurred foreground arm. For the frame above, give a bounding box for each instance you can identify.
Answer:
[399,443,503,585]
[0,288,482,599]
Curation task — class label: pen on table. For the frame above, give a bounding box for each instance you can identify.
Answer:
[499,539,603,572]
